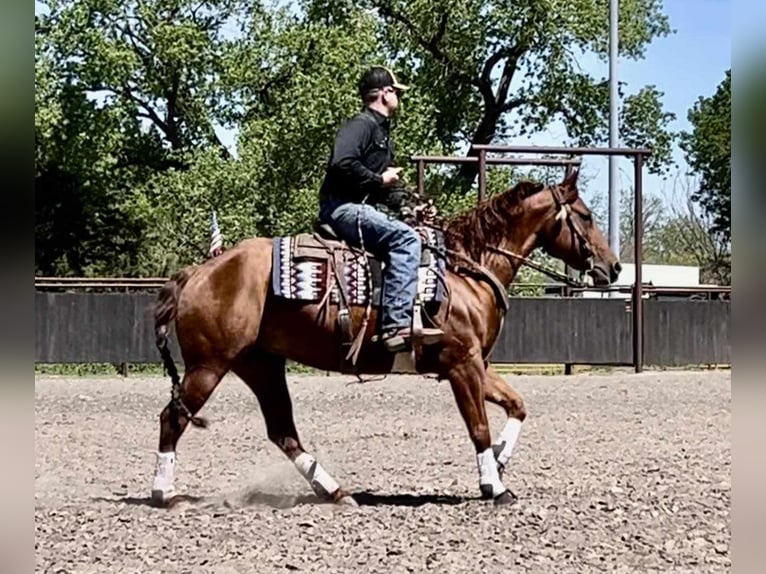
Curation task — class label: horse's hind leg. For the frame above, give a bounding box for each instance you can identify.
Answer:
[152,364,227,505]
[484,365,526,483]
[233,350,356,506]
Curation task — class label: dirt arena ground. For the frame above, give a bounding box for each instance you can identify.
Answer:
[35,370,730,573]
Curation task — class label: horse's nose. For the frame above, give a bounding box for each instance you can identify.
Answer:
[611,261,622,282]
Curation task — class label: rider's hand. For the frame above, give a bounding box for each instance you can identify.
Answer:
[381,167,403,187]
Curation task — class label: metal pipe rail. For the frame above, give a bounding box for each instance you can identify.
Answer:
[470,144,653,156]
[543,284,731,300]
[410,155,582,166]
[35,277,168,283]
[35,278,730,296]
[409,155,582,199]
[409,144,654,372]
[35,277,168,290]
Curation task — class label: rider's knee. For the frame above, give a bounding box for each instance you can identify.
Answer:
[387,224,421,263]
[402,225,421,247]
[406,229,422,259]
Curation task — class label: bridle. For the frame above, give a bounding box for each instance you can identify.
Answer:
[485,185,596,288]
[402,182,600,303]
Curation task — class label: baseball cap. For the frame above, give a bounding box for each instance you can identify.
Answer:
[358,66,410,97]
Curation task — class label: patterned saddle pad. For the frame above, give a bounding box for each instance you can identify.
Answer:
[271,226,447,306]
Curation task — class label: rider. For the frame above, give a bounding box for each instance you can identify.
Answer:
[318,66,444,353]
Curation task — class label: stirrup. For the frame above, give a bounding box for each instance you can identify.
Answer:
[376,328,410,353]
[409,297,443,345]
[373,326,443,353]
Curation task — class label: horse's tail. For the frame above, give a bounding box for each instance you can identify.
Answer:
[154,266,208,429]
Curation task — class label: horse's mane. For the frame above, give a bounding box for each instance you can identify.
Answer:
[442,180,545,261]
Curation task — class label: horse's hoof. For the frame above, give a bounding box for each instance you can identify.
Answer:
[151,489,172,508]
[480,484,495,500]
[336,495,359,508]
[330,488,359,507]
[493,489,518,507]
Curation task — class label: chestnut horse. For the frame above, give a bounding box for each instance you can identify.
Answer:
[150,169,620,507]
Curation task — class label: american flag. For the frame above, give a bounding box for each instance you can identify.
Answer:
[208,210,223,258]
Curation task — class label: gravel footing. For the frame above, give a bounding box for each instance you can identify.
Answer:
[35,370,730,573]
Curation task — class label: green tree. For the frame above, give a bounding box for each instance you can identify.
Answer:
[334,0,677,193]
[588,174,730,285]
[38,0,246,156]
[587,183,673,264]
[35,0,681,277]
[35,0,254,275]
[662,177,731,285]
[35,14,164,275]
[122,7,426,273]
[680,69,730,242]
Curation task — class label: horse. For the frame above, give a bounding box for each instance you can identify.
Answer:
[149,169,621,508]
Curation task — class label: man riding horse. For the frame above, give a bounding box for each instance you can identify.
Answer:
[149,64,622,508]
[317,66,444,353]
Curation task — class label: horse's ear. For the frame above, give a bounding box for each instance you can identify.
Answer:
[517,181,545,198]
[561,169,580,203]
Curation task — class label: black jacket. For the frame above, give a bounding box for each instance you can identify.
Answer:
[319,107,394,204]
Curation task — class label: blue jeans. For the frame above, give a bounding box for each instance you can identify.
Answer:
[319,200,421,331]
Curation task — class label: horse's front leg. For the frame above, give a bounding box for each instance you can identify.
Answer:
[447,353,517,506]
[484,365,526,482]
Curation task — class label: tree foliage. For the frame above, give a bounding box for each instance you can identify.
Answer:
[35,14,164,275]
[353,0,676,189]
[587,174,730,285]
[39,0,246,154]
[36,0,683,277]
[680,69,731,243]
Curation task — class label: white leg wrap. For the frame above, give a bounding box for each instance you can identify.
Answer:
[493,418,523,468]
[294,452,340,499]
[477,448,506,498]
[152,451,176,500]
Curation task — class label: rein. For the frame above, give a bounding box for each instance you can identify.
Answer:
[485,245,587,288]
[436,184,596,290]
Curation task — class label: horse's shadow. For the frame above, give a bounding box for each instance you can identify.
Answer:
[351,491,475,507]
[92,490,476,510]
[91,494,205,509]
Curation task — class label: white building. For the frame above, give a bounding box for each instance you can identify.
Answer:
[579,263,700,299]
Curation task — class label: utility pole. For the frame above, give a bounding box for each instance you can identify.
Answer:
[609,0,620,265]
